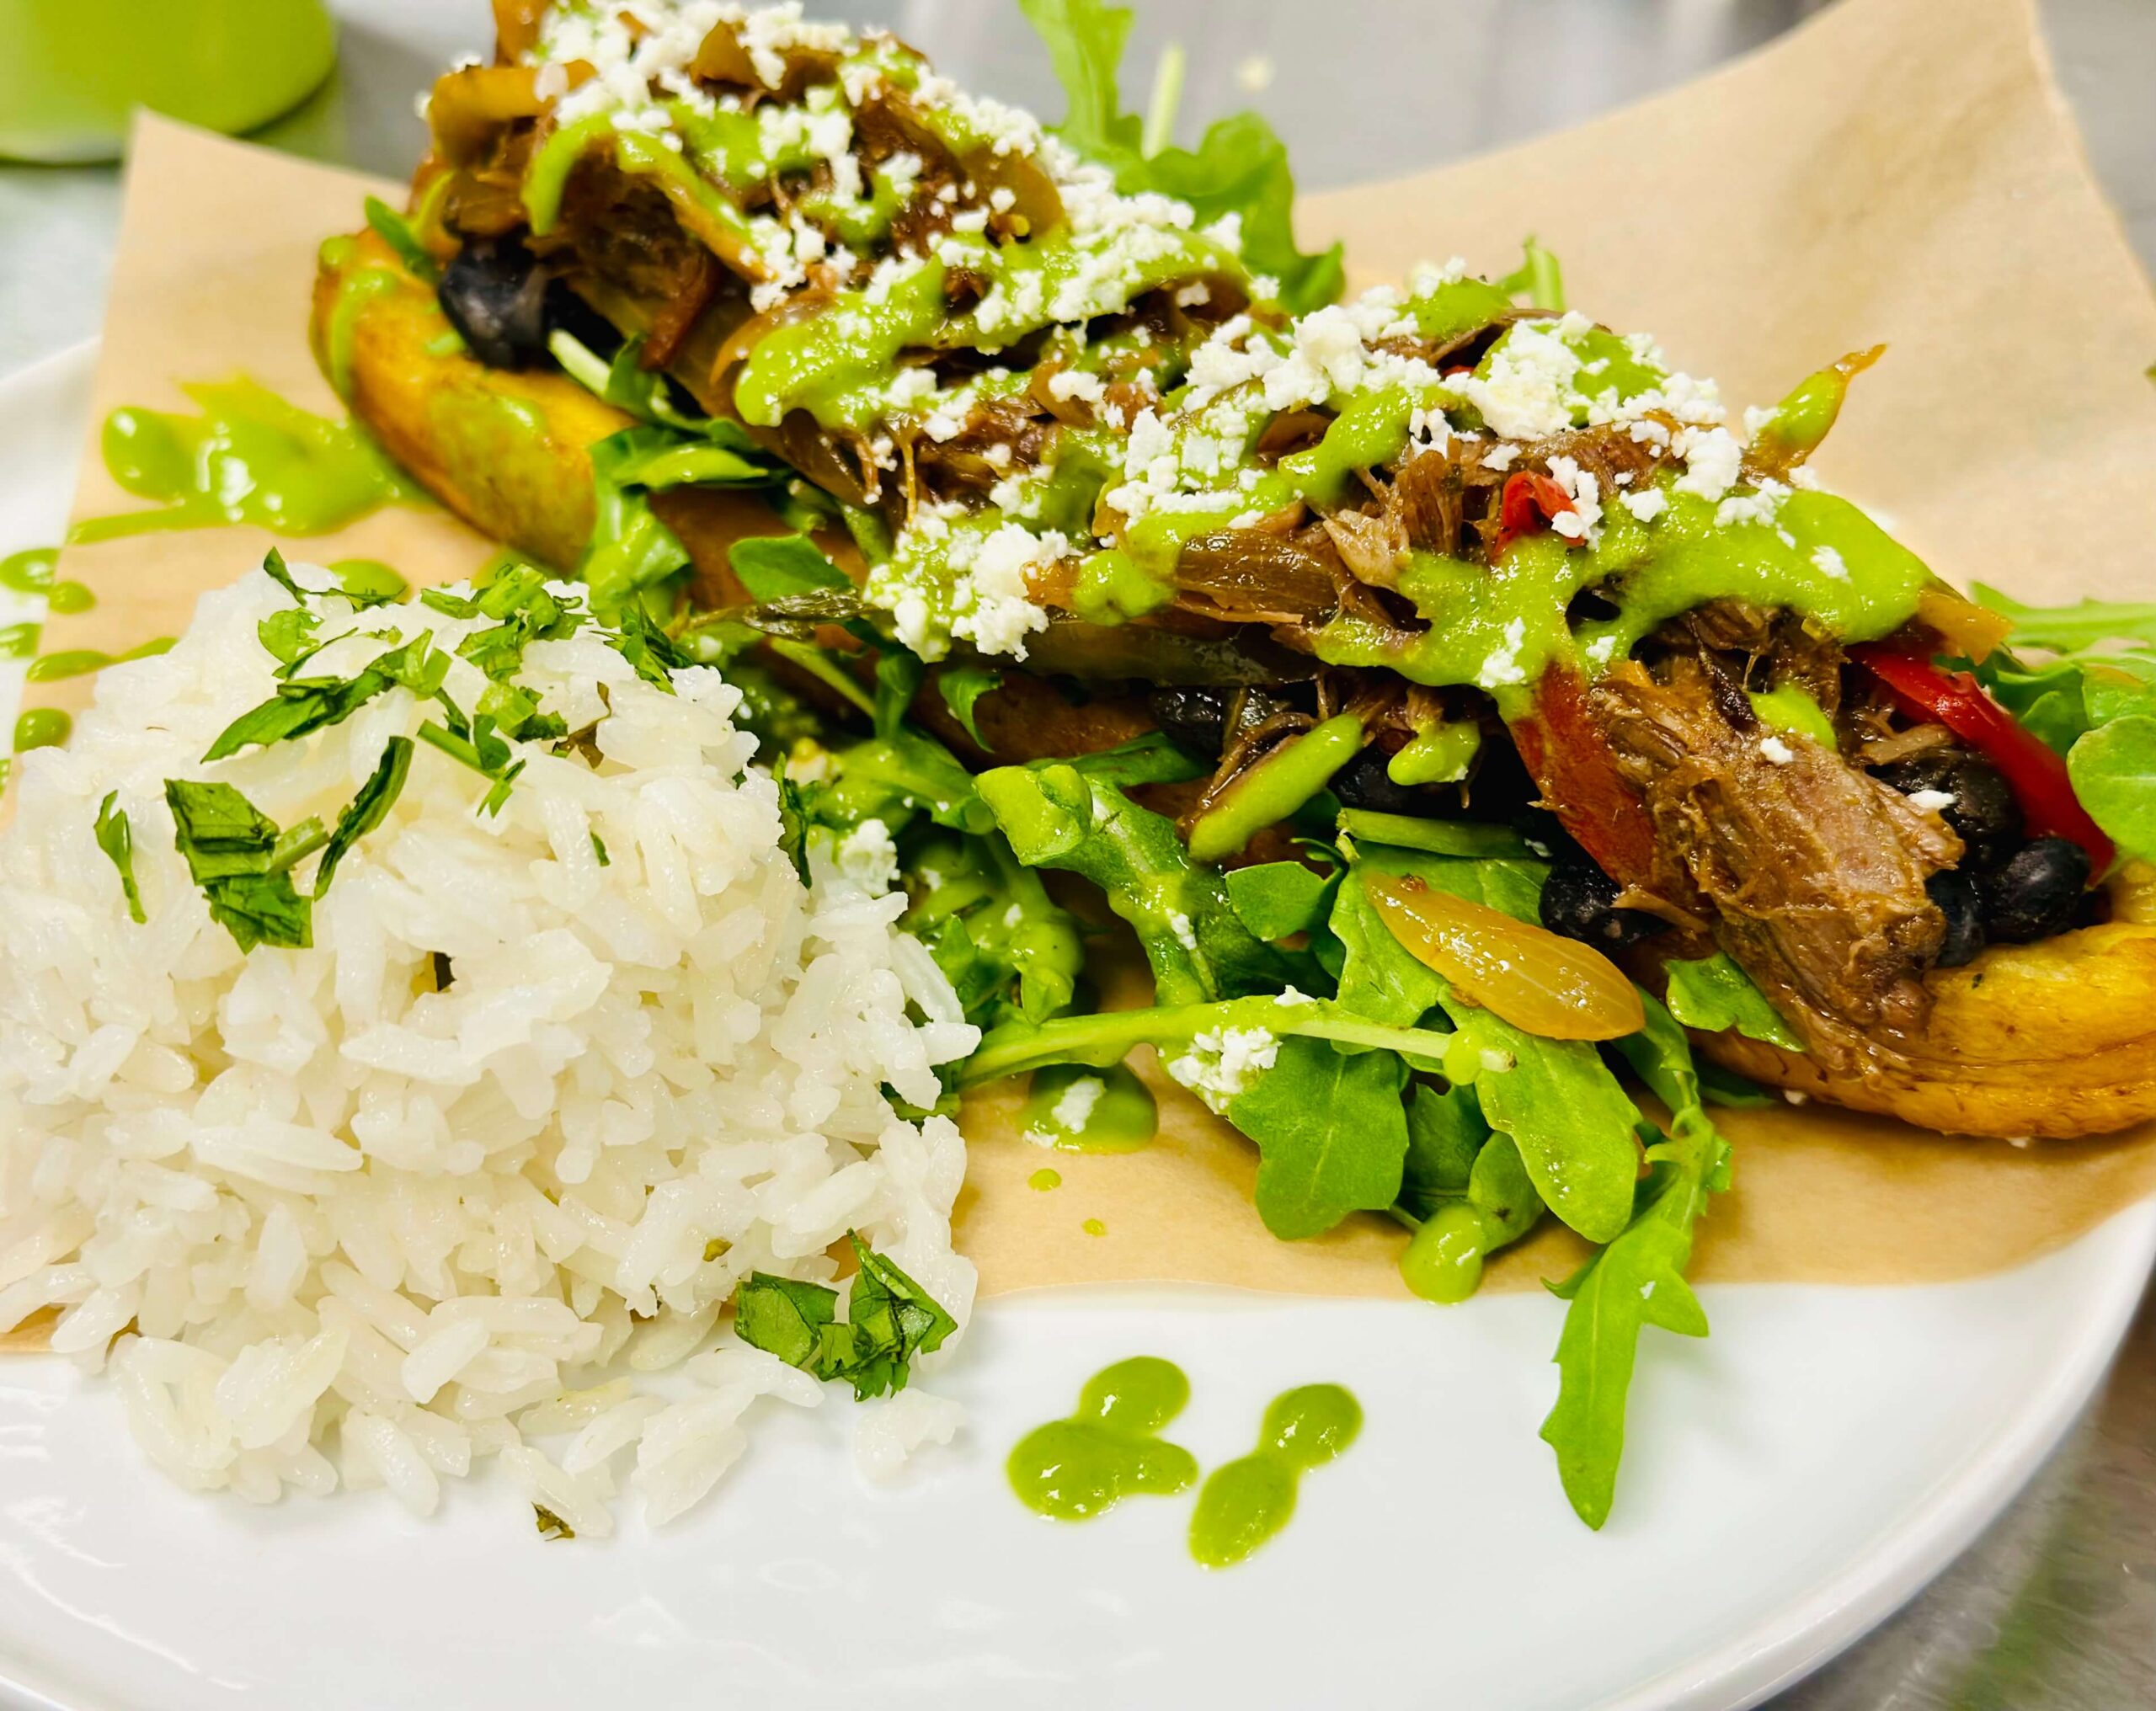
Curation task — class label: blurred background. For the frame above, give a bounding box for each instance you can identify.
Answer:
[1,2,2153,1705]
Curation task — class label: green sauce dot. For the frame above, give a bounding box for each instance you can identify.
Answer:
[1398,1202,1490,1304]
[0,547,57,594]
[1007,1357,1197,1522]
[1027,1168,1062,1191]
[12,708,71,752]
[1189,1384,1362,1570]
[1081,1218,1107,1237]
[45,581,96,616]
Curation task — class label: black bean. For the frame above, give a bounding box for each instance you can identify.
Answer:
[1875,749,2023,866]
[1977,836,2090,944]
[1539,850,1670,951]
[1331,746,1422,813]
[439,237,552,369]
[1147,688,1233,759]
[1925,871,1986,967]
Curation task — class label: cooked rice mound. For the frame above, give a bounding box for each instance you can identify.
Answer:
[0,566,979,1528]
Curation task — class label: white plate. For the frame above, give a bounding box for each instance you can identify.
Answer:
[2,344,2152,1711]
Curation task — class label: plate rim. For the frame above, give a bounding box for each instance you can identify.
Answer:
[1,338,2151,1711]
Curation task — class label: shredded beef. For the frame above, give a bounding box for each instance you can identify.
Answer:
[1589,657,1962,1058]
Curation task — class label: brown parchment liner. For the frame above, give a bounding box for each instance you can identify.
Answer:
[24,0,2156,1310]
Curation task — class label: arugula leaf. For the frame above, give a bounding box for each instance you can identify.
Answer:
[1337,809,1533,860]
[363,194,440,283]
[977,763,1293,1005]
[903,834,1084,1028]
[733,1233,957,1400]
[316,738,413,896]
[1662,952,1805,1051]
[1045,731,1207,788]
[728,533,851,603]
[937,664,1002,748]
[163,779,313,951]
[1972,586,2156,653]
[2068,714,2156,861]
[580,429,695,610]
[548,328,721,433]
[1400,1080,1489,1216]
[1017,0,1342,312]
[1334,855,1640,1243]
[1493,235,1566,312]
[1228,1035,1409,1239]
[1225,860,1336,941]
[1541,993,1731,1528]
[93,792,147,924]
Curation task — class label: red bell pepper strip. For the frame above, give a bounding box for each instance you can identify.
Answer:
[1849,643,2113,870]
[1493,470,1577,557]
[1508,666,1661,887]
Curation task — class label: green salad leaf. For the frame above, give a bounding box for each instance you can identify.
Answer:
[363,195,440,283]
[1017,0,1343,313]
[935,664,1002,748]
[316,738,414,897]
[1230,1034,1409,1239]
[1662,951,1804,1050]
[1541,993,1731,1528]
[2068,715,2156,860]
[728,533,851,603]
[1225,859,1337,941]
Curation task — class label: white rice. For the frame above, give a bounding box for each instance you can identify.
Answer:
[0,566,979,1522]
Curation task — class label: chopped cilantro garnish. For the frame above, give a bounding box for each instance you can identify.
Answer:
[531,1504,574,1542]
[316,738,414,896]
[732,1233,957,1401]
[163,779,314,951]
[93,792,147,924]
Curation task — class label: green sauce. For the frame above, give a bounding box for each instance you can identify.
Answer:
[1007,1357,1198,1522]
[46,581,96,616]
[0,547,56,594]
[328,558,410,603]
[12,709,71,753]
[1188,1384,1362,1570]
[1081,1218,1107,1237]
[1027,1167,1063,1191]
[26,636,176,683]
[74,378,419,543]
[1020,1062,1158,1153]
[0,623,39,660]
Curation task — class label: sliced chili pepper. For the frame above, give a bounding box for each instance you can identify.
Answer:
[1849,643,2113,871]
[1493,470,1576,557]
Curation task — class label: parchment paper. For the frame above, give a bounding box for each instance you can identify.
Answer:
[30,0,2156,1304]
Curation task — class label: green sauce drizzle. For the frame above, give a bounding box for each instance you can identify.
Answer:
[0,547,56,594]
[327,558,410,603]
[1020,1062,1158,1153]
[46,581,96,616]
[74,378,419,543]
[12,709,71,753]
[1027,1167,1063,1191]
[1007,1357,1198,1522]
[0,623,39,660]
[1188,1384,1362,1570]
[26,636,177,683]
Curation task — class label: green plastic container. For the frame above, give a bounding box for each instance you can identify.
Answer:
[0,0,337,163]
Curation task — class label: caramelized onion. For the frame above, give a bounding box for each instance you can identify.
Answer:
[428,66,547,166]
[1173,530,1338,626]
[1917,586,2015,664]
[1363,871,1646,1042]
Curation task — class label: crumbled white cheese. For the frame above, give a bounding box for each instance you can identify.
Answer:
[835,817,899,893]
[1907,788,1956,813]
[1545,454,1604,544]
[1166,1027,1280,1114]
[1759,736,1796,765]
[1620,487,1668,523]
[1052,1075,1105,1134]
[1671,425,1743,504]
[950,524,1065,658]
[1476,617,1530,690]
[1811,544,1849,581]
